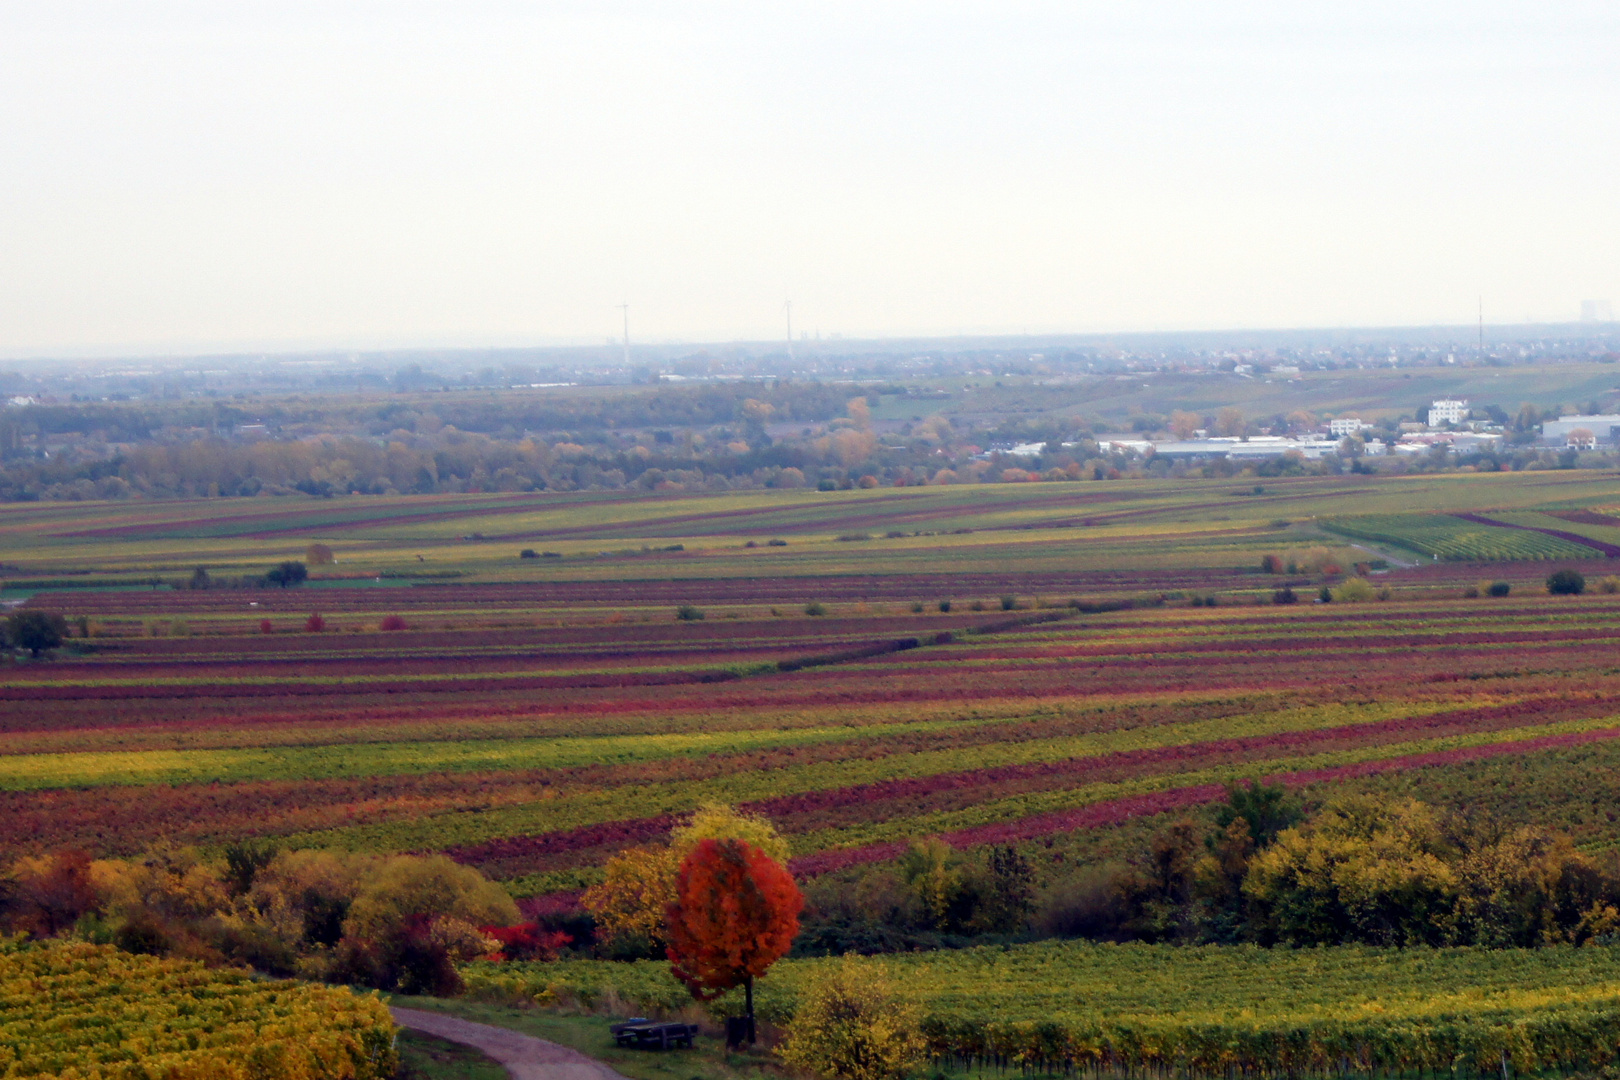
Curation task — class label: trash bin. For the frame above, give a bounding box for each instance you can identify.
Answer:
[724,1016,755,1048]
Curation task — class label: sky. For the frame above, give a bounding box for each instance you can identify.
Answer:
[1,1,1616,357]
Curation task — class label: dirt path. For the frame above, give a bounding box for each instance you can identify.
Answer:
[391,1006,633,1080]
[1349,543,1419,569]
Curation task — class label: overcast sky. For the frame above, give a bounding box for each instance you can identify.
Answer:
[1,1,1616,357]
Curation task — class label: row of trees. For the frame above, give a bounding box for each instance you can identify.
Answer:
[8,421,1620,502]
[1,804,807,1045]
[0,844,519,995]
[1048,785,1620,948]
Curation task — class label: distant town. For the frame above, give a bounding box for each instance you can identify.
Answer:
[1,322,1619,500]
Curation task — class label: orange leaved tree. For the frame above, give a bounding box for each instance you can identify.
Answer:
[666,838,802,1041]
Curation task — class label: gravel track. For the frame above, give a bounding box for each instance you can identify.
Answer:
[392,1006,632,1080]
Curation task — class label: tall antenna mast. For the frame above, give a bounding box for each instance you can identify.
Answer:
[785,300,794,362]
[617,303,630,367]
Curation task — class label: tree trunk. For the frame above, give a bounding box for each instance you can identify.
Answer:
[744,976,756,1044]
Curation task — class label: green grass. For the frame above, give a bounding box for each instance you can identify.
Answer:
[396,1030,508,1080]
[388,995,784,1080]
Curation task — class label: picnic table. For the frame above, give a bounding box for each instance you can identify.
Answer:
[609,1018,699,1050]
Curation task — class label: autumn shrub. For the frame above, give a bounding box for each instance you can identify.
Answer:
[581,846,679,957]
[999,595,1018,611]
[305,613,326,633]
[230,850,512,987]
[1332,577,1376,603]
[673,803,792,863]
[481,922,573,962]
[335,912,484,996]
[805,601,828,616]
[676,605,705,621]
[1259,554,1284,574]
[898,839,970,931]
[379,615,408,631]
[222,839,278,897]
[259,619,274,633]
[1462,582,1481,598]
[341,855,516,947]
[1272,587,1297,605]
[1601,575,1620,595]
[779,955,927,1080]
[3,850,99,936]
[333,855,514,994]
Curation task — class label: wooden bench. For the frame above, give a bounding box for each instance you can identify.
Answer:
[609,1019,699,1050]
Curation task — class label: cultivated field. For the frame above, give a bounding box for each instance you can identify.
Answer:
[8,471,1620,906]
[469,943,1620,1077]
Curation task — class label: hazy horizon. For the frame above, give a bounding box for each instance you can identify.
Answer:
[2,2,1616,356]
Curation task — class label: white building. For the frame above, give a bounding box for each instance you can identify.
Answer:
[1429,399,1469,425]
[1541,415,1620,445]
[1328,418,1369,437]
[1140,437,1350,461]
[1395,431,1503,455]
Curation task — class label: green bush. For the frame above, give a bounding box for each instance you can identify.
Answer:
[4,611,68,657]
[804,601,828,616]
[1548,569,1587,595]
[1489,581,1512,597]
[676,605,705,621]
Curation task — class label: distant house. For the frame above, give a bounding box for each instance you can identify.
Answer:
[1328,418,1368,437]
[1541,415,1620,446]
[1429,399,1469,425]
